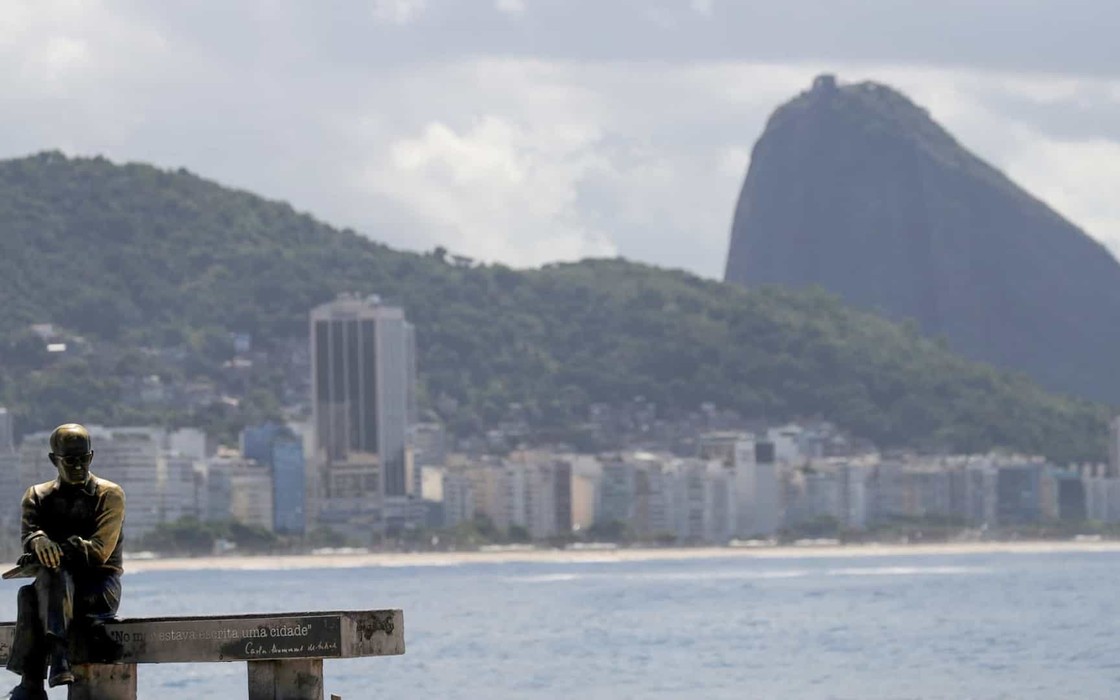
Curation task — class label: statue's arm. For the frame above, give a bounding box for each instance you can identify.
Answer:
[19,487,46,551]
[70,485,125,566]
[19,486,64,568]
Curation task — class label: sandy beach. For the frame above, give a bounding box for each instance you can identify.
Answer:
[115,539,1120,574]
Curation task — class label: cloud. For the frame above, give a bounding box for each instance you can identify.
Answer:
[362,114,617,266]
[371,0,427,25]
[36,36,89,78]
[2,2,134,94]
[689,0,714,18]
[718,146,750,178]
[1005,134,1120,251]
[494,0,526,15]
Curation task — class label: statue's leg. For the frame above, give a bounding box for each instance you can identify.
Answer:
[75,571,121,620]
[5,585,46,679]
[33,568,74,639]
[32,569,75,687]
[72,572,124,663]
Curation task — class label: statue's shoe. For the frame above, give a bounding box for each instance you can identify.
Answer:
[8,684,48,700]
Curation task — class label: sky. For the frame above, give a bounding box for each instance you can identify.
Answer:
[3,0,1119,278]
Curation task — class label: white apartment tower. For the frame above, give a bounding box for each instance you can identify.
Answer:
[699,432,780,537]
[1108,416,1120,478]
[0,408,13,456]
[0,408,19,551]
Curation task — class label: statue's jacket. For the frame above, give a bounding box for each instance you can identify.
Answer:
[20,475,125,575]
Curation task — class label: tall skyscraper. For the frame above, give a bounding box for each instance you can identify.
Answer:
[310,294,418,535]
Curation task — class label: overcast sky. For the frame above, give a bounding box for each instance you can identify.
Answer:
[3,0,1119,277]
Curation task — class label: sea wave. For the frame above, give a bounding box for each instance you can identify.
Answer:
[505,565,988,584]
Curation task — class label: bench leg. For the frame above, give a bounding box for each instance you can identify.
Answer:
[68,663,138,700]
[247,659,324,700]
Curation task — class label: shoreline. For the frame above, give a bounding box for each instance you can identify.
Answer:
[117,540,1120,574]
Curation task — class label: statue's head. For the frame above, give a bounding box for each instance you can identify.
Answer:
[48,423,93,486]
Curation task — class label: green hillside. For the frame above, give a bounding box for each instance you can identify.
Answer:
[0,152,1109,462]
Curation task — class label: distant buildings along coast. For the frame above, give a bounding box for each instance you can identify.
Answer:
[2,291,1120,552]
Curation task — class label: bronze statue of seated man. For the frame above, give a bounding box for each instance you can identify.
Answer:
[5,424,125,700]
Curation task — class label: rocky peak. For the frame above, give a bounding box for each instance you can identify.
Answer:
[724,75,1120,403]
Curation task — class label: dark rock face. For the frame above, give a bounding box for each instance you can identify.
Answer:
[725,75,1120,403]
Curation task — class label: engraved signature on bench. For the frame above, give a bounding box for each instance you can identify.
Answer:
[356,613,395,639]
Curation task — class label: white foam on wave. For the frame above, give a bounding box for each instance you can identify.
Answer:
[623,569,814,581]
[127,544,1036,576]
[825,565,988,577]
[508,569,816,584]
[505,573,586,583]
[506,565,988,584]
[618,565,988,582]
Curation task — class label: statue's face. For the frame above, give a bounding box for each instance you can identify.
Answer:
[50,450,93,485]
[48,424,94,486]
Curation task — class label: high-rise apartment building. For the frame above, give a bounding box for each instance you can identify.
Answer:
[502,453,574,540]
[310,294,418,536]
[271,440,305,535]
[410,422,447,495]
[0,407,13,455]
[1108,416,1120,478]
[198,449,273,531]
[241,423,306,535]
[699,432,779,537]
[441,467,475,528]
[0,408,19,554]
[230,464,275,532]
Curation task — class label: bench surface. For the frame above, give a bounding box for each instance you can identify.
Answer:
[0,609,404,664]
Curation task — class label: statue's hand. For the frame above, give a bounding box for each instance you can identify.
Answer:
[66,535,90,557]
[31,536,63,569]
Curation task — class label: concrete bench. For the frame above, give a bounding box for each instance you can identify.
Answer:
[0,609,405,699]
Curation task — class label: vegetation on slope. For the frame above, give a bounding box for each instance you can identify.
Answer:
[0,152,1108,461]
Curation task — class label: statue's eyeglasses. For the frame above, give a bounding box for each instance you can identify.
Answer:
[54,453,93,468]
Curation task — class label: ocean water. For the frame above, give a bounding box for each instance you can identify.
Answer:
[3,550,1120,699]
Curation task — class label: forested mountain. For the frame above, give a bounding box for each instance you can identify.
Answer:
[0,152,1108,462]
[726,75,1120,404]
